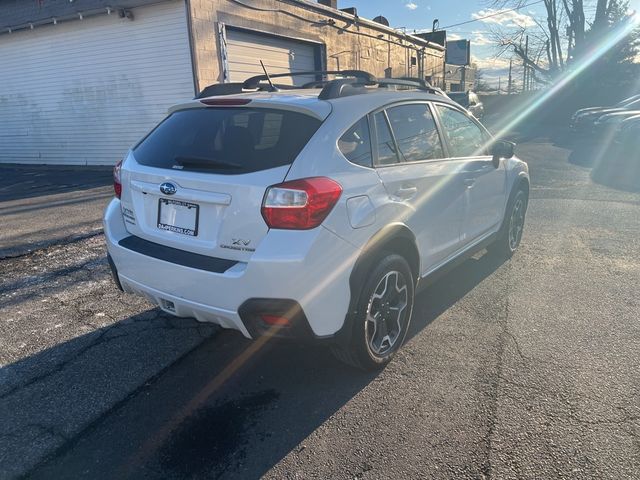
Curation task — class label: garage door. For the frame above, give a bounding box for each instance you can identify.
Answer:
[0,1,194,165]
[225,28,318,86]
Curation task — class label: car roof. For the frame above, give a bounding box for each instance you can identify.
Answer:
[170,88,458,121]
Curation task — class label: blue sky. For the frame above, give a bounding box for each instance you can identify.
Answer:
[343,0,640,86]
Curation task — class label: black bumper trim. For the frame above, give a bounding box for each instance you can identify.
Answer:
[118,235,238,274]
[107,254,123,291]
[238,298,318,340]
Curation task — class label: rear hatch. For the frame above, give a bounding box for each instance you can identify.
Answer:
[119,104,323,262]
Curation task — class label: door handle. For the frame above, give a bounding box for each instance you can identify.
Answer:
[393,186,418,200]
[463,178,476,188]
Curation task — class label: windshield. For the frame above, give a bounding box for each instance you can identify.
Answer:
[624,97,640,109]
[133,108,322,174]
[447,92,468,103]
[618,94,640,106]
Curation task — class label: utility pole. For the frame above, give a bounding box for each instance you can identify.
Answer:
[507,59,513,95]
[523,35,529,92]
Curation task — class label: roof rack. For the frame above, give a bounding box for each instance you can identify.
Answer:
[242,70,376,90]
[376,78,444,95]
[196,70,445,101]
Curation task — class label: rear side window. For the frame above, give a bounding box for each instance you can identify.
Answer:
[386,104,444,162]
[339,117,373,167]
[133,108,322,174]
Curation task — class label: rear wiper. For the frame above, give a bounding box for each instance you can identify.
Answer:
[174,156,243,170]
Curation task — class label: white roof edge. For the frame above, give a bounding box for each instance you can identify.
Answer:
[284,0,445,52]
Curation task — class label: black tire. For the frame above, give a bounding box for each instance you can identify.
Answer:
[489,187,528,258]
[331,253,415,371]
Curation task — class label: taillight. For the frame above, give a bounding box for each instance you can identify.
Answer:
[113,159,123,199]
[261,177,342,230]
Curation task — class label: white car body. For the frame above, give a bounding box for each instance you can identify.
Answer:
[104,86,529,346]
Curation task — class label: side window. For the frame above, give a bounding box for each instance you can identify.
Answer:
[435,105,488,157]
[374,111,400,166]
[385,104,444,162]
[338,116,373,167]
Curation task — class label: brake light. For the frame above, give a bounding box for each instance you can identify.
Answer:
[261,177,342,230]
[113,159,122,199]
[200,98,252,106]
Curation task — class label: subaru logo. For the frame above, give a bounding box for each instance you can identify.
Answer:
[160,182,177,195]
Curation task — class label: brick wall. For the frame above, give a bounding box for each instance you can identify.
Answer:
[187,0,444,92]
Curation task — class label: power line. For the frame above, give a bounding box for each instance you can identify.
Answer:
[440,0,545,30]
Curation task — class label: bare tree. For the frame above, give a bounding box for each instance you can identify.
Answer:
[474,68,495,92]
[487,0,636,82]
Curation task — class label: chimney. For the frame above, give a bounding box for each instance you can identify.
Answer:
[318,0,338,9]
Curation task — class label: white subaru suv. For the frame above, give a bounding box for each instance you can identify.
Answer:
[104,71,529,370]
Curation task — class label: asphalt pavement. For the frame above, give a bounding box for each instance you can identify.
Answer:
[0,165,113,258]
[1,139,639,479]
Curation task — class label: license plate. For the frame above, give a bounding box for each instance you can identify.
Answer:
[157,198,199,236]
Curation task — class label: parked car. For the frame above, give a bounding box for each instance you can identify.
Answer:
[570,94,640,135]
[572,93,640,118]
[594,114,640,190]
[592,110,640,139]
[613,114,640,153]
[104,71,529,370]
[448,91,484,119]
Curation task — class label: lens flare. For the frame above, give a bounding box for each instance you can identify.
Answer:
[121,14,639,474]
[486,18,639,148]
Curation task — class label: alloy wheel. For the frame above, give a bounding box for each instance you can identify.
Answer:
[508,195,526,250]
[365,270,409,357]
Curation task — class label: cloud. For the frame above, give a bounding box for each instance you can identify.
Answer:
[471,8,536,28]
[447,33,463,41]
[471,30,493,46]
[405,2,418,10]
[472,55,512,71]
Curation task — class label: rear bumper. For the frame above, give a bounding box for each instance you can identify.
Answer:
[103,199,359,339]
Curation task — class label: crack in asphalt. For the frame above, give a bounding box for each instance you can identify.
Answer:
[18,334,219,479]
[0,256,105,295]
[0,231,104,261]
[0,423,70,445]
[481,259,516,479]
[0,318,208,401]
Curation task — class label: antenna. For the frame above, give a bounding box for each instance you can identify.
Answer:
[260,60,278,92]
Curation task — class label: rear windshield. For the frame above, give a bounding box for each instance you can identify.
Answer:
[133,107,322,174]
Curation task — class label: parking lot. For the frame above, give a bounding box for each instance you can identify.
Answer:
[1,138,639,479]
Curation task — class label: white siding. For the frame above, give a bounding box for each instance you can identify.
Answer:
[226,29,317,86]
[0,1,194,165]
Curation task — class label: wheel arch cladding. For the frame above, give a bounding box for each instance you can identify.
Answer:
[335,225,419,346]
[516,174,530,195]
[356,224,420,283]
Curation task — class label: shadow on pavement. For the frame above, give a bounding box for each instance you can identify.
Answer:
[0,306,217,479]
[25,249,507,479]
[568,144,640,192]
[0,164,112,203]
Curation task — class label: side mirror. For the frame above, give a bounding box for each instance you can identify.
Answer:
[491,139,515,158]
